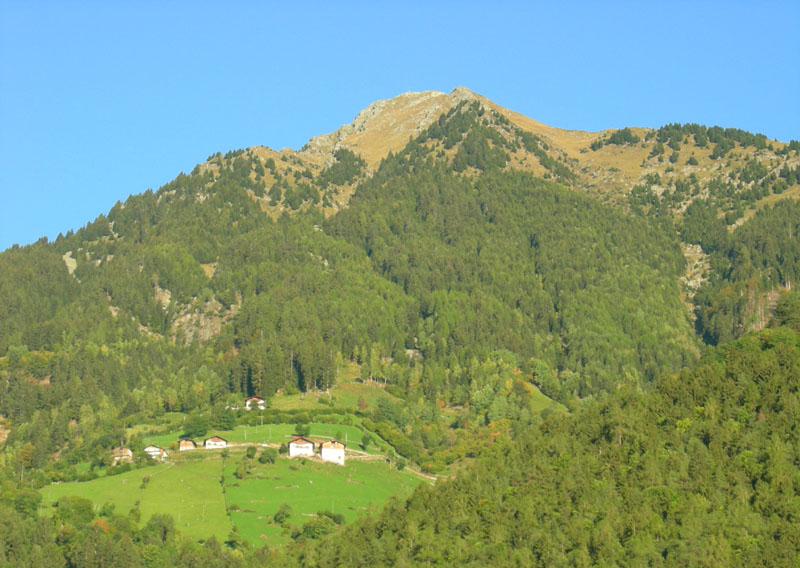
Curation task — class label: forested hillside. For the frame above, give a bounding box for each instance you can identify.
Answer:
[276,307,800,566]
[1,89,800,565]
[2,298,798,566]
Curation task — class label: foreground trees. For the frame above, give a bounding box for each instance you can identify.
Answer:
[277,318,800,566]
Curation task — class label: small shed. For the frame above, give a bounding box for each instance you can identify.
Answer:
[204,436,228,449]
[320,439,346,465]
[112,446,133,465]
[288,436,315,458]
[244,396,266,410]
[178,439,197,452]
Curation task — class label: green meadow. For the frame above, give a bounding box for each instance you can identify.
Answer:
[39,445,420,547]
[139,457,231,540]
[41,463,171,517]
[225,456,420,546]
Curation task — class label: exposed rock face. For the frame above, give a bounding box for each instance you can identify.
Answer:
[62,251,77,275]
[171,299,240,344]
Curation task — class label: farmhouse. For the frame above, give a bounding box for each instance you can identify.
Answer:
[204,436,228,449]
[288,436,315,458]
[320,439,346,465]
[111,446,133,465]
[178,439,197,451]
[144,445,168,461]
[244,395,266,410]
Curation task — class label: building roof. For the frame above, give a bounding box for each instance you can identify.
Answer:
[112,446,132,457]
[289,436,315,446]
[321,439,346,449]
[245,395,264,401]
[204,436,227,443]
[178,439,197,446]
[144,445,163,451]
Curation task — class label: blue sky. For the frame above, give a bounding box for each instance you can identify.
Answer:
[1,1,799,251]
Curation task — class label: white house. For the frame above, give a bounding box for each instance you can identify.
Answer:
[204,436,228,449]
[144,445,168,461]
[244,396,266,410]
[288,436,315,458]
[178,439,197,451]
[320,439,346,465]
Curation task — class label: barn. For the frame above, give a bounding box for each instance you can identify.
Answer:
[320,439,346,465]
[178,439,197,451]
[204,436,228,449]
[288,436,315,458]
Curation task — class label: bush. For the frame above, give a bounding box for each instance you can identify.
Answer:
[293,412,311,425]
[274,503,292,523]
[317,509,345,525]
[77,471,99,483]
[259,447,277,464]
[298,516,337,540]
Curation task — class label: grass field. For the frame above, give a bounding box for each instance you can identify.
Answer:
[224,456,420,546]
[41,463,171,517]
[139,457,231,540]
[39,446,419,547]
[529,384,565,414]
[40,458,232,541]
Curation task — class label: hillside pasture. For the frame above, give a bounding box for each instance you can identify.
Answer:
[40,463,170,516]
[224,456,420,546]
[39,447,418,548]
[40,458,231,541]
[139,457,231,541]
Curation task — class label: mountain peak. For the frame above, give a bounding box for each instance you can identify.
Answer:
[449,85,478,100]
[300,88,485,167]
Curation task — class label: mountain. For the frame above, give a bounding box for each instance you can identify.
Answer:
[2,86,800,565]
[2,88,799,397]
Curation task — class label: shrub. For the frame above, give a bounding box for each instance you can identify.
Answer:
[274,503,292,523]
[259,447,277,464]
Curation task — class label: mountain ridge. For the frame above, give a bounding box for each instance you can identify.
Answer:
[192,86,798,224]
[2,87,798,373]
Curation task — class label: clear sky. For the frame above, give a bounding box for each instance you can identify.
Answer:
[1,1,798,251]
